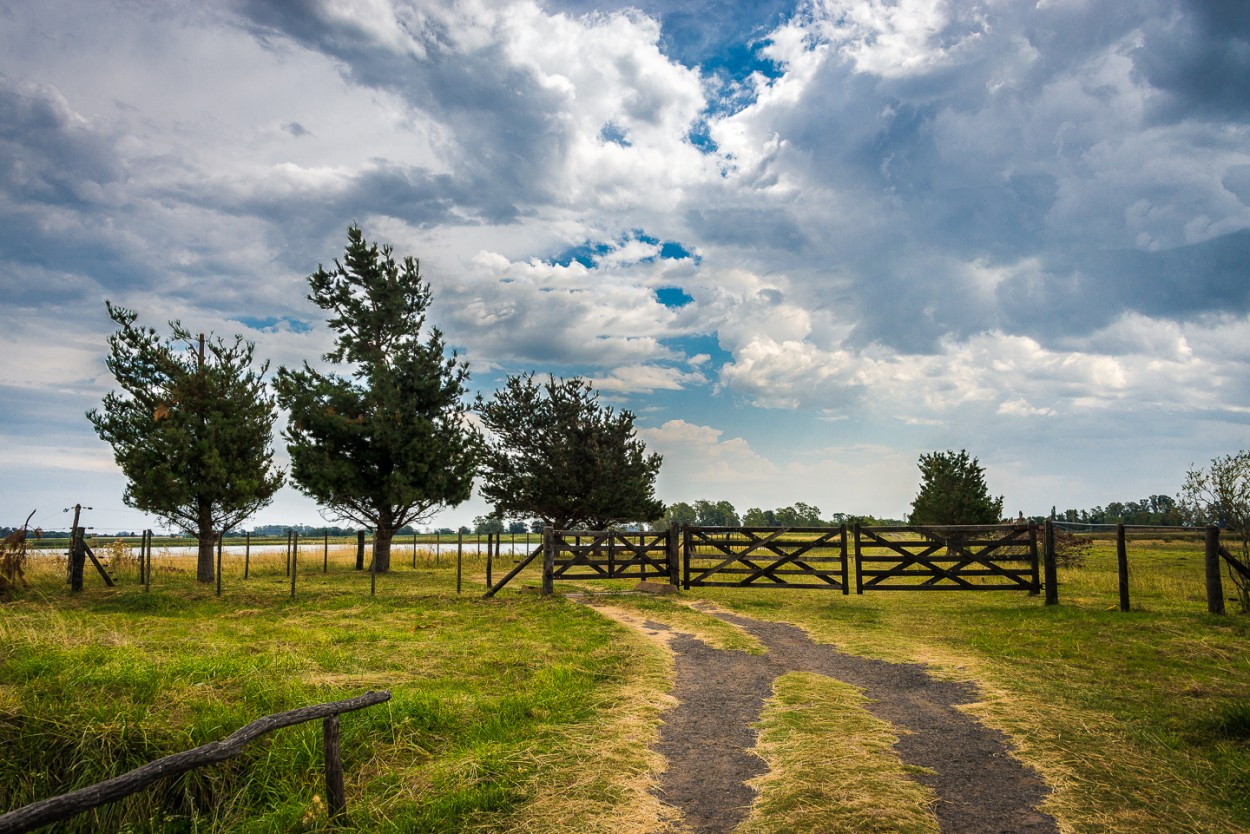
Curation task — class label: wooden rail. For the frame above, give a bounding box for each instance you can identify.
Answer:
[0,690,391,834]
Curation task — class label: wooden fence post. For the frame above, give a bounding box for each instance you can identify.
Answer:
[1206,526,1225,615]
[144,530,152,592]
[456,530,463,594]
[1043,521,1059,605]
[244,531,250,580]
[369,531,376,597]
[285,529,292,577]
[840,523,850,595]
[667,522,680,586]
[355,530,365,571]
[542,526,554,596]
[215,533,223,597]
[324,531,329,574]
[1028,524,1041,595]
[323,714,346,822]
[486,533,494,588]
[1117,523,1130,612]
[290,531,299,599]
[70,527,85,593]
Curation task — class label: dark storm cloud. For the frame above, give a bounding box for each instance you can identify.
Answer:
[0,76,121,207]
[1135,0,1250,121]
[237,0,570,211]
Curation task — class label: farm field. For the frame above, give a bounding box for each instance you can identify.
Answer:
[2,537,1248,832]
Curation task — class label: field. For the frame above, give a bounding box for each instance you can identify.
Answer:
[2,535,1249,832]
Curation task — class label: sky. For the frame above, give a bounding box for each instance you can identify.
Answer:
[2,0,1248,534]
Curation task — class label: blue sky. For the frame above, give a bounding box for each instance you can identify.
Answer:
[2,0,1248,533]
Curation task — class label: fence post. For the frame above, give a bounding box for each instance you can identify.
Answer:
[285,529,292,577]
[144,530,152,592]
[1206,526,1225,615]
[853,524,864,595]
[456,530,463,594]
[486,533,494,588]
[667,523,680,586]
[542,526,555,595]
[290,531,299,599]
[1117,523,1130,612]
[840,524,850,595]
[1043,521,1059,605]
[369,531,376,596]
[324,531,330,574]
[412,530,418,569]
[215,533,223,597]
[244,531,250,580]
[682,526,691,590]
[70,527,85,593]
[1027,524,1040,595]
[323,714,346,822]
[355,530,365,571]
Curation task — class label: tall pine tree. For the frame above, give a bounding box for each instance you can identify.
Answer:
[908,449,1003,525]
[275,226,478,571]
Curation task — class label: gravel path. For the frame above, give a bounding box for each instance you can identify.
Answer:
[636,604,1059,834]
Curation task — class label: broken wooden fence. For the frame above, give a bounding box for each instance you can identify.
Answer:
[0,691,391,834]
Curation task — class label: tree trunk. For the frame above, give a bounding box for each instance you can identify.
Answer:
[373,527,393,573]
[197,501,215,583]
[197,532,216,584]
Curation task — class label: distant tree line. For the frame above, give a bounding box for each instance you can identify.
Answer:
[655,499,895,529]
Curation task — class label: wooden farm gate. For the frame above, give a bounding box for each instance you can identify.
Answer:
[541,528,679,593]
[855,524,1040,593]
[683,526,849,591]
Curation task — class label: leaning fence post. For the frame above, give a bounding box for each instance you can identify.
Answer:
[1117,523,1130,612]
[1206,526,1225,615]
[323,714,346,822]
[1043,521,1059,605]
[542,526,555,595]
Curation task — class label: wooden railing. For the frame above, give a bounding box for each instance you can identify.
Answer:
[0,690,391,834]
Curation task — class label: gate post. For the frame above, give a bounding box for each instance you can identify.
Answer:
[840,523,849,595]
[1043,521,1059,605]
[1029,524,1041,595]
[853,524,863,595]
[682,526,691,590]
[667,522,680,587]
[1205,526,1225,615]
[541,526,555,596]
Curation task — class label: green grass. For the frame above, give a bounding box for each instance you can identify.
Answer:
[4,536,1250,832]
[1,552,668,833]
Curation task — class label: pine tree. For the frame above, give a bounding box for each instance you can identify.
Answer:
[88,303,283,582]
[476,373,663,529]
[275,226,478,572]
[907,449,1003,525]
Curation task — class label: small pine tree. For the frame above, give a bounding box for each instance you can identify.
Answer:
[908,449,1003,525]
[88,303,283,582]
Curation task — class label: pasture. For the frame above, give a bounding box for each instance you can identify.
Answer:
[1,535,1248,832]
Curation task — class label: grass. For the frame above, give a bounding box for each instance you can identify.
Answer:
[1,551,670,833]
[3,535,1250,832]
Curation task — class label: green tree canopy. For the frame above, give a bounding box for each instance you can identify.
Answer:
[274,226,478,572]
[907,449,1003,525]
[88,303,283,582]
[476,373,664,529]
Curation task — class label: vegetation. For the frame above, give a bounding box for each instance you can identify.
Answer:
[87,302,283,583]
[1181,451,1250,610]
[476,373,663,529]
[908,449,1003,525]
[4,536,1249,833]
[275,226,478,572]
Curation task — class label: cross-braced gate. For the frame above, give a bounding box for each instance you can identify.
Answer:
[854,524,1040,593]
[683,526,849,591]
[541,528,679,593]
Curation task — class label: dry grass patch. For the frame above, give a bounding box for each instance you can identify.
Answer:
[738,671,939,834]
